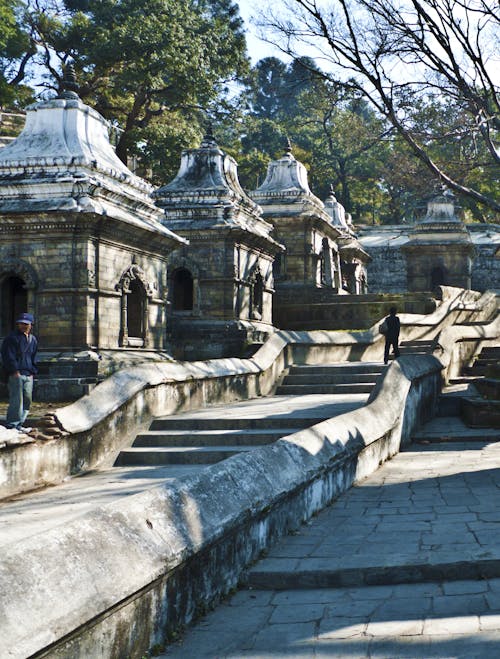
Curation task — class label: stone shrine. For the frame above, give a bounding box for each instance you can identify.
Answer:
[250,143,373,329]
[250,141,343,295]
[358,194,499,294]
[323,186,370,294]
[0,68,186,358]
[402,193,474,291]
[154,128,283,360]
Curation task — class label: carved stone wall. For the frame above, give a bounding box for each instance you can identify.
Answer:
[358,223,499,294]
[0,216,169,350]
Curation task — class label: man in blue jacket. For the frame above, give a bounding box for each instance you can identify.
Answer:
[1,312,38,432]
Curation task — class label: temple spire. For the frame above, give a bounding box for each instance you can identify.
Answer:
[201,121,218,148]
[57,61,80,100]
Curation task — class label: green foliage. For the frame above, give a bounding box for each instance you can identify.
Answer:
[0,0,34,107]
[6,0,248,164]
[2,1,497,221]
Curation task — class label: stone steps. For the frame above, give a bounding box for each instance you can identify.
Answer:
[134,428,301,447]
[283,373,379,385]
[398,340,434,355]
[275,383,375,395]
[246,552,500,590]
[276,362,385,396]
[462,398,500,428]
[115,363,371,468]
[115,445,258,466]
[458,345,500,428]
[286,363,385,375]
[412,416,500,443]
[149,416,324,431]
[463,363,497,376]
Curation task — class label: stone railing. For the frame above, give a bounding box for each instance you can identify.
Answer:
[434,311,500,383]
[0,354,443,659]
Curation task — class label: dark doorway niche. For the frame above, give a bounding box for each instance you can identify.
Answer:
[1,276,27,336]
[127,278,144,339]
[172,268,194,311]
[431,266,445,288]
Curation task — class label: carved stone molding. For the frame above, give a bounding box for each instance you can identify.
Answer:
[0,257,39,289]
[115,264,154,297]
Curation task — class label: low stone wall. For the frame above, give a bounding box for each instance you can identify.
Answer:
[0,287,496,500]
[434,313,500,383]
[0,355,443,659]
[274,291,436,330]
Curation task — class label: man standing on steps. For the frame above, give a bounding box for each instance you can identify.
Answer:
[383,306,400,365]
[1,313,38,432]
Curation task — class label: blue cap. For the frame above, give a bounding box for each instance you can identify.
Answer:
[16,313,34,324]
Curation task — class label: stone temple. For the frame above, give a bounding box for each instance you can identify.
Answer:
[0,72,185,362]
[358,195,499,294]
[154,127,283,360]
[0,79,498,380]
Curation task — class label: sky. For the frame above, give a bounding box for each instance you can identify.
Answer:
[236,0,284,62]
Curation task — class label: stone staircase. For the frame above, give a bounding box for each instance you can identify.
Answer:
[398,339,434,356]
[462,346,500,378]
[114,400,357,468]
[115,362,376,468]
[114,346,444,470]
[275,362,385,395]
[459,345,500,428]
[412,346,500,443]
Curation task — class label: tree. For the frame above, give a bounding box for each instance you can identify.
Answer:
[0,0,35,106]
[258,0,500,217]
[6,0,248,173]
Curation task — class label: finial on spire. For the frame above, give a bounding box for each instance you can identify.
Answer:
[58,61,80,100]
[201,120,218,148]
[284,136,293,156]
[324,184,337,203]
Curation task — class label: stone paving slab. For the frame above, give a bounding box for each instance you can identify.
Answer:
[156,438,500,658]
[247,441,500,590]
[160,579,500,658]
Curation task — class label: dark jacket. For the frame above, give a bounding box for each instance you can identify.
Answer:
[1,330,38,376]
[385,314,400,340]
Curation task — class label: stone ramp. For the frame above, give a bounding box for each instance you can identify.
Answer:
[160,437,500,658]
[245,441,500,590]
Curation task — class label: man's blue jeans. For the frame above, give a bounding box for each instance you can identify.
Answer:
[6,374,33,428]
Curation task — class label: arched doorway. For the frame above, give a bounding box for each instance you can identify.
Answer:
[127,278,145,341]
[172,268,194,311]
[1,275,28,336]
[431,266,446,289]
[117,264,153,347]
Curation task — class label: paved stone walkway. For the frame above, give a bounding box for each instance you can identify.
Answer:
[0,393,366,546]
[160,439,500,658]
